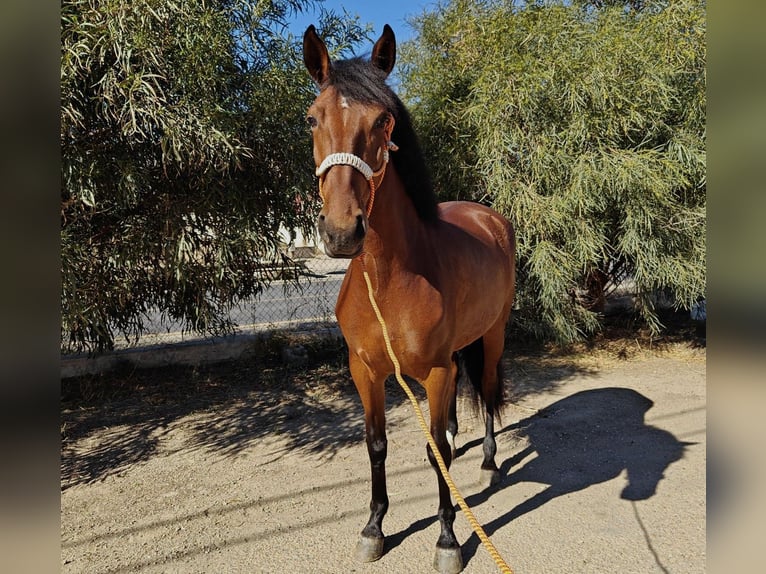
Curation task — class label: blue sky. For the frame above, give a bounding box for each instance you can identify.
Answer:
[288,0,438,48]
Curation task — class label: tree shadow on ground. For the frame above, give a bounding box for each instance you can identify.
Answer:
[61,344,369,489]
[60,337,594,491]
[456,386,693,567]
[62,341,436,490]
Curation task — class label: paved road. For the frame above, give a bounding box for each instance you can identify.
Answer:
[133,258,349,347]
[229,274,345,328]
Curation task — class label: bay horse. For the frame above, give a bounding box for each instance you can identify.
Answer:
[303,24,516,574]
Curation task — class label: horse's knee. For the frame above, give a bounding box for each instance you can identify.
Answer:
[367,436,387,466]
[426,440,452,469]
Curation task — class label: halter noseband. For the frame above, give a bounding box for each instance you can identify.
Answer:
[316,149,390,182]
[315,117,398,218]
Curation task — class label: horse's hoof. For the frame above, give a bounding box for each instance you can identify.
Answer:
[354,535,384,562]
[433,546,463,574]
[480,468,501,488]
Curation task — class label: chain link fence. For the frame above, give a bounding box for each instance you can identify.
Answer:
[226,251,348,331]
[109,241,348,350]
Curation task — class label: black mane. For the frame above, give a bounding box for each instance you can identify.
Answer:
[325,58,439,222]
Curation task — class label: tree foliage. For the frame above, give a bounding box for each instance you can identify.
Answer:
[400,0,706,341]
[61,0,365,352]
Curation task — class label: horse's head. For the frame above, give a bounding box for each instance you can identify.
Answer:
[303,25,397,258]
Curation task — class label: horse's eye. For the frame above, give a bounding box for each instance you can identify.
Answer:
[306,115,318,129]
[374,114,389,130]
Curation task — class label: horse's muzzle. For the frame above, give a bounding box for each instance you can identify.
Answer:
[317,212,367,258]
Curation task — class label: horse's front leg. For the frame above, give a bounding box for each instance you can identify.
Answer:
[349,351,389,562]
[424,363,463,574]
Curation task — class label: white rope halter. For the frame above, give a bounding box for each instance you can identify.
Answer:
[314,115,398,217]
[315,149,390,180]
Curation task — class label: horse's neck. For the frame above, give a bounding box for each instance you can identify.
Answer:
[356,170,431,284]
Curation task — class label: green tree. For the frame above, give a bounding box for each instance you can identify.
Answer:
[61,0,365,352]
[401,0,705,341]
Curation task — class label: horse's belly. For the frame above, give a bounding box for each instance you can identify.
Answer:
[451,298,506,350]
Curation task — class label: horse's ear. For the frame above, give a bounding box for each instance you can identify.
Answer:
[371,24,396,77]
[303,25,331,86]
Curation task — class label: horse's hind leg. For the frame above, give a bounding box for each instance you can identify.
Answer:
[446,378,458,461]
[479,319,508,488]
[349,352,388,562]
[424,363,463,574]
[449,339,484,461]
[480,407,501,487]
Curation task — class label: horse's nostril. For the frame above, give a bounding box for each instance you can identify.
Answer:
[355,214,366,239]
[318,214,326,222]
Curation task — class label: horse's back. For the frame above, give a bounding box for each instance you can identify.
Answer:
[437,201,515,267]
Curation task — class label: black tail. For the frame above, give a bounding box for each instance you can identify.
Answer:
[455,337,505,420]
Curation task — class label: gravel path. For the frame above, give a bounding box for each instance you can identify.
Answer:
[61,344,705,573]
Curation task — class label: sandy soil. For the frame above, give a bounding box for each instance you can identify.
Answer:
[61,334,705,574]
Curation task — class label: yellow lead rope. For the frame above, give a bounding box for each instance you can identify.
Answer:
[361,266,514,574]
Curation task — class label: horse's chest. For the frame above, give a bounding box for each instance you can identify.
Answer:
[335,273,448,376]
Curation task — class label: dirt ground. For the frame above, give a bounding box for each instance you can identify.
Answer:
[61,326,706,574]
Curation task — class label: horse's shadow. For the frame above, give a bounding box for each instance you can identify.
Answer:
[386,387,692,564]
